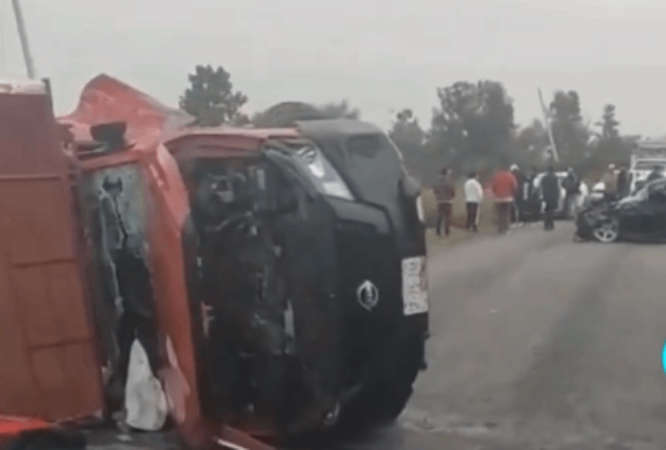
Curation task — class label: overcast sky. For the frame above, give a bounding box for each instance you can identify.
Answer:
[1,0,665,135]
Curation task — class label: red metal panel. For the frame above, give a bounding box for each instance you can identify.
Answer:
[2,179,75,266]
[10,264,90,348]
[0,95,67,177]
[30,343,101,419]
[141,149,207,446]
[59,74,192,142]
[0,88,104,421]
[0,257,42,417]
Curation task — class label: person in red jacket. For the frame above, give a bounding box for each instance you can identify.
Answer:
[488,162,518,233]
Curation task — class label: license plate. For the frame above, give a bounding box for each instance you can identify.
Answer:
[402,256,429,316]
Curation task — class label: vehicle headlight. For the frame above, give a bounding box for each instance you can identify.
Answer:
[416,195,425,223]
[295,146,353,201]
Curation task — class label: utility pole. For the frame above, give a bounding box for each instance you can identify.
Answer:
[538,88,559,163]
[12,0,35,79]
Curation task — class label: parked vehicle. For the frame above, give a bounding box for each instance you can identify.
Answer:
[588,181,606,206]
[629,137,666,193]
[575,178,666,243]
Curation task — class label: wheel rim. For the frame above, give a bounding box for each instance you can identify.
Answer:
[593,219,619,243]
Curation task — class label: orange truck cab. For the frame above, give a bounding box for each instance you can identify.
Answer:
[0,76,273,450]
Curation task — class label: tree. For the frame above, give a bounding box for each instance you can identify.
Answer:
[548,90,590,168]
[590,104,630,168]
[388,109,432,180]
[389,109,425,155]
[510,119,551,169]
[550,90,582,122]
[317,100,360,120]
[426,80,515,174]
[179,65,248,127]
[597,104,620,140]
[251,100,360,128]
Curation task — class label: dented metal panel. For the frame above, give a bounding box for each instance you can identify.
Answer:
[59,74,193,142]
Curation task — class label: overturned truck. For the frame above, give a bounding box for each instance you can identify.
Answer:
[0,74,429,447]
[163,122,430,436]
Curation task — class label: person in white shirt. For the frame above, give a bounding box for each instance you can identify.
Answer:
[464,172,483,232]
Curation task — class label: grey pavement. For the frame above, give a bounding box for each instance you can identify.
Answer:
[329,222,666,450]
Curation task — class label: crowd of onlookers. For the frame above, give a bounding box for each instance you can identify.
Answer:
[433,161,542,237]
[433,160,665,237]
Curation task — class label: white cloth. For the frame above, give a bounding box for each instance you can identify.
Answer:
[464,178,484,203]
[125,339,168,431]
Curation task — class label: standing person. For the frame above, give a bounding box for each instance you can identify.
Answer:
[561,167,580,218]
[510,164,525,224]
[464,172,483,232]
[646,164,664,184]
[601,164,619,202]
[523,166,540,221]
[488,162,518,233]
[616,164,630,198]
[540,166,560,231]
[434,167,456,237]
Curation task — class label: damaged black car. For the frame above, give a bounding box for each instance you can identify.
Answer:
[575,178,666,243]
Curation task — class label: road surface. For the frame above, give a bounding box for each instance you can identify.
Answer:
[329,222,666,450]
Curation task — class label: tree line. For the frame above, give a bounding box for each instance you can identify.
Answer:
[179,64,640,186]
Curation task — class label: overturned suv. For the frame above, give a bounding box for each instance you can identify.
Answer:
[575,178,666,243]
[165,119,430,436]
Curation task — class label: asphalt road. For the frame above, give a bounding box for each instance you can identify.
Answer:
[329,222,666,450]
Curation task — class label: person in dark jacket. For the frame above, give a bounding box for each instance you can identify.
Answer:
[616,164,630,198]
[110,246,161,393]
[434,167,456,237]
[540,166,560,231]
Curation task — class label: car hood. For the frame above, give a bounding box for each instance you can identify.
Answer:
[581,200,621,216]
